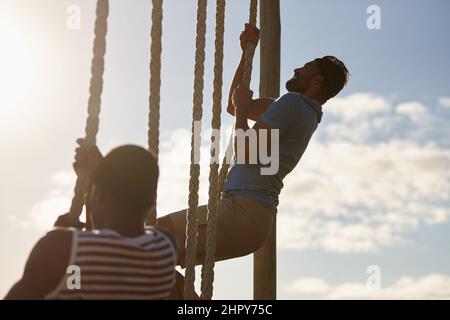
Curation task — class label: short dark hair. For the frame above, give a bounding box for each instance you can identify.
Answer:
[315,56,349,101]
[93,145,159,212]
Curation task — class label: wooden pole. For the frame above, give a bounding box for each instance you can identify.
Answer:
[254,0,280,300]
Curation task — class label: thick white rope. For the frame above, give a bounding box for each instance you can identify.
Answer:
[184,0,208,300]
[217,0,258,196]
[68,0,109,222]
[147,0,163,226]
[200,0,226,300]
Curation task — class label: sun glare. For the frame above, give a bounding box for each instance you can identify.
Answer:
[0,19,35,119]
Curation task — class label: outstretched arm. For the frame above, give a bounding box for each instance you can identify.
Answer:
[227,24,275,122]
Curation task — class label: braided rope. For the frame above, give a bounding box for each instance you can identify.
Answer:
[147,0,163,226]
[184,0,208,300]
[242,0,258,87]
[69,0,109,221]
[217,0,258,193]
[200,0,226,300]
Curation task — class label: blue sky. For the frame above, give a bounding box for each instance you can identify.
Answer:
[0,0,449,299]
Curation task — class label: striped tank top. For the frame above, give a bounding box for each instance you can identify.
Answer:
[45,228,177,300]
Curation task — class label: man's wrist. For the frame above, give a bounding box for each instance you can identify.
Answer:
[235,107,248,118]
[235,109,249,129]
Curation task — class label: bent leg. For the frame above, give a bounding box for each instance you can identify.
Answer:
[157,197,276,267]
[157,206,210,266]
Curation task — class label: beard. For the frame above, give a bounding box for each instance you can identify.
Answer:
[285,77,305,93]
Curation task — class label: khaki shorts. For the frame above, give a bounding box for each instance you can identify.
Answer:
[168,194,277,265]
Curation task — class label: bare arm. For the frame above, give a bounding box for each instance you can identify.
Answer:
[227,24,276,122]
[233,85,272,164]
[4,230,71,299]
[235,98,275,122]
[227,52,245,116]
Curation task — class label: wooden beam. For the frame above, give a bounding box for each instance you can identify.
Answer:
[254,0,280,300]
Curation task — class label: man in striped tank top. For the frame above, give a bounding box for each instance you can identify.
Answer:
[5,144,179,300]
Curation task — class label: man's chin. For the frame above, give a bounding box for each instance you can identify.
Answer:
[285,80,294,92]
[285,81,298,93]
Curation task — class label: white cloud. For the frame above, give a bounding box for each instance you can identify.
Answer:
[284,277,330,294]
[322,94,449,147]
[51,171,76,188]
[26,171,77,231]
[278,138,450,253]
[277,93,450,253]
[396,101,427,122]
[439,97,450,108]
[29,195,72,231]
[326,93,391,122]
[396,101,427,115]
[283,274,450,299]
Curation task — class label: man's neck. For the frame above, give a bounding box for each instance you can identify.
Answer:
[300,89,326,105]
[102,217,146,238]
[304,93,325,105]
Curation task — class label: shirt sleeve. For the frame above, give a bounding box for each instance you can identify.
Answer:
[260,93,299,137]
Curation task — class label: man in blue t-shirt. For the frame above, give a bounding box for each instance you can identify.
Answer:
[157,24,350,266]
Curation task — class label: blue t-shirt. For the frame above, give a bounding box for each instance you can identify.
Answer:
[222,92,323,208]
